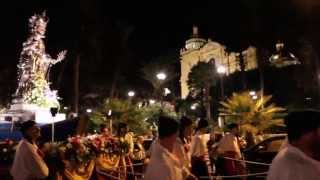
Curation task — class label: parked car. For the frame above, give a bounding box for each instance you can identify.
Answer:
[243,134,286,179]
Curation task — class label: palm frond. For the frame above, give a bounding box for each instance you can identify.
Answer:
[219,91,285,133]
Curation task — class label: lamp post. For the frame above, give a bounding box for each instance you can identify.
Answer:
[128,90,135,105]
[50,107,58,142]
[156,72,167,106]
[217,66,226,100]
[128,91,135,97]
[107,109,112,135]
[164,88,171,96]
[249,91,256,96]
[190,103,197,110]
[156,72,167,81]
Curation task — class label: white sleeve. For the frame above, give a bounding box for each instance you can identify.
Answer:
[190,136,201,157]
[25,147,49,178]
[267,159,291,180]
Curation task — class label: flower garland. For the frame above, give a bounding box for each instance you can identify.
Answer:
[47,134,130,166]
[0,135,135,180]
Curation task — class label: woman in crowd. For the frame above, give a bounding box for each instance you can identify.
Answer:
[117,123,134,154]
[11,120,49,180]
[117,123,135,179]
[190,118,212,179]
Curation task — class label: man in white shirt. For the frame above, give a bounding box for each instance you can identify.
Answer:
[217,123,246,177]
[146,137,195,179]
[190,118,212,179]
[11,120,49,180]
[145,116,186,180]
[217,123,241,159]
[267,110,320,180]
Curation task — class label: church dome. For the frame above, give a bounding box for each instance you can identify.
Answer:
[184,26,206,51]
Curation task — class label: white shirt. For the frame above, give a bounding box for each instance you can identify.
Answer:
[145,140,184,180]
[217,132,242,158]
[190,133,210,157]
[148,138,191,173]
[267,143,320,180]
[11,139,49,180]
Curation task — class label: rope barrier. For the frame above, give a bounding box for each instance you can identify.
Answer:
[117,162,144,167]
[96,168,120,180]
[96,164,145,178]
[97,157,271,179]
[199,172,268,179]
[223,157,271,166]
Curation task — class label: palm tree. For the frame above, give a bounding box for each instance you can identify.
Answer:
[219,91,285,134]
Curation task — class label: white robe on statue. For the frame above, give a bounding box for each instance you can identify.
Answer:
[11,139,49,180]
[145,140,184,180]
[267,143,320,180]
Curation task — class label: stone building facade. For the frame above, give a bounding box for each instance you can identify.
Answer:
[180,26,258,98]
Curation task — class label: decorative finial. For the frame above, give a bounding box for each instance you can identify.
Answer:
[276,40,284,52]
[192,25,199,37]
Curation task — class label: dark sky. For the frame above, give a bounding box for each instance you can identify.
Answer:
[0,0,319,104]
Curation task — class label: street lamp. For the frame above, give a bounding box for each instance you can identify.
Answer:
[305,97,312,101]
[249,91,256,96]
[156,72,167,80]
[107,109,113,135]
[156,72,167,108]
[217,66,226,74]
[86,108,92,113]
[149,99,156,105]
[252,95,258,100]
[217,65,226,100]
[128,91,135,97]
[164,88,171,96]
[190,104,197,110]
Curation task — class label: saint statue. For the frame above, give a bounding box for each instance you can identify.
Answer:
[15,11,66,107]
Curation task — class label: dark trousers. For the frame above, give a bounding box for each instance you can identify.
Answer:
[191,156,209,179]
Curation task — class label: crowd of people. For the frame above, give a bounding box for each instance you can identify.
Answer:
[8,109,320,180]
[145,116,246,180]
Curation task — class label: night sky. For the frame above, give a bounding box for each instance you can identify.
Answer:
[0,0,319,105]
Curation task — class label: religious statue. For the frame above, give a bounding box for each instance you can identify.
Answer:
[15,11,67,108]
